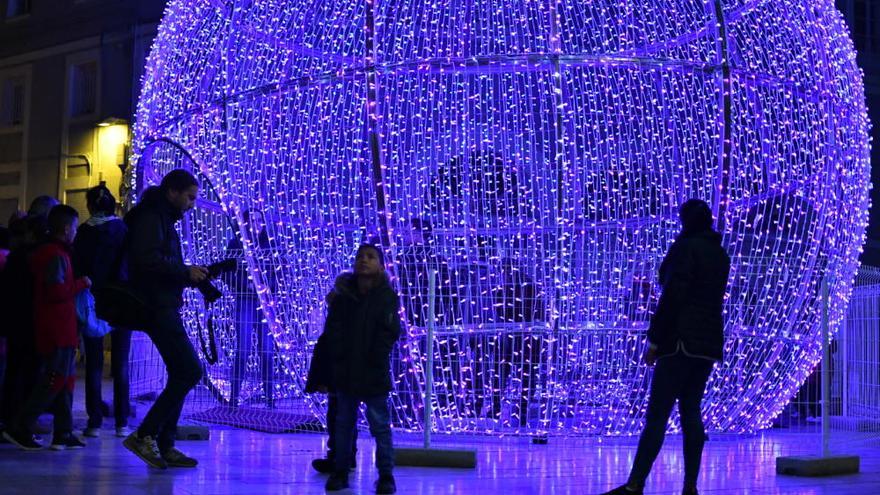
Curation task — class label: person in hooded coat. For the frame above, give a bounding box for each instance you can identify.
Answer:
[73,184,132,438]
[314,244,401,495]
[603,199,731,495]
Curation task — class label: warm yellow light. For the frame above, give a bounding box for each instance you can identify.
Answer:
[100,124,129,149]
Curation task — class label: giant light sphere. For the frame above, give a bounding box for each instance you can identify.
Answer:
[131,0,870,435]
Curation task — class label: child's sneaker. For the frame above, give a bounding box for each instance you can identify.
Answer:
[325,471,349,491]
[123,432,167,469]
[2,430,42,451]
[50,434,86,451]
[83,428,100,438]
[376,474,396,494]
[115,426,132,438]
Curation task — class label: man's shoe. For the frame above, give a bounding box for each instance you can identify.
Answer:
[682,488,699,495]
[325,471,349,491]
[161,447,198,467]
[376,474,396,494]
[83,428,100,438]
[601,485,644,495]
[122,433,167,469]
[2,430,42,451]
[50,434,86,451]
[115,426,132,438]
[312,457,334,474]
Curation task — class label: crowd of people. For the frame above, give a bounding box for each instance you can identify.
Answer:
[0,167,730,495]
[0,185,136,447]
[0,169,401,493]
[0,171,205,468]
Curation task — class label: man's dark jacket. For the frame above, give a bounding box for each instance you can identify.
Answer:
[306,273,401,397]
[123,187,190,310]
[648,229,731,361]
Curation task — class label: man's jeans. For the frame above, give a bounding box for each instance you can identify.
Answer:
[333,392,393,475]
[84,328,132,428]
[137,309,202,452]
[628,352,714,487]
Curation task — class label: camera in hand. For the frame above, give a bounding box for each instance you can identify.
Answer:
[197,258,238,304]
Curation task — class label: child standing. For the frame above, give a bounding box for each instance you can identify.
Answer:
[2,205,91,450]
[320,244,401,494]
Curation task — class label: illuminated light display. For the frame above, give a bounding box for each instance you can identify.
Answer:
[131,0,871,435]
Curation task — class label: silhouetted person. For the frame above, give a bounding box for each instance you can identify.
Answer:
[226,209,275,408]
[3,205,90,450]
[0,225,8,401]
[602,199,730,495]
[397,218,456,327]
[122,170,207,469]
[0,226,9,272]
[73,185,132,438]
[320,244,400,494]
[490,257,546,426]
[0,205,58,435]
[26,196,60,243]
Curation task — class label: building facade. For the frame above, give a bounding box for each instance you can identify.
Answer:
[0,0,166,222]
[0,0,878,263]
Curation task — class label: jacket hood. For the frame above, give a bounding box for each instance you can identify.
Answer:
[677,228,722,244]
[332,271,392,299]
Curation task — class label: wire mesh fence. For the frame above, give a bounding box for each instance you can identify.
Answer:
[124,244,876,439]
[771,265,880,451]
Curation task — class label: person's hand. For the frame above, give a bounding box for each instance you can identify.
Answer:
[643,347,657,366]
[187,265,209,283]
[81,276,92,289]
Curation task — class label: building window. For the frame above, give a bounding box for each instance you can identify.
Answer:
[0,76,25,127]
[70,61,98,117]
[5,0,31,18]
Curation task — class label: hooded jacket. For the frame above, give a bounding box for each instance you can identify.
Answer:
[123,187,190,310]
[306,272,401,396]
[648,229,731,361]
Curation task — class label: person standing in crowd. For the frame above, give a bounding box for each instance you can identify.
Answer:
[26,196,60,243]
[3,205,90,450]
[318,244,400,494]
[0,204,58,438]
[121,169,207,469]
[602,199,730,495]
[226,209,275,409]
[73,184,132,439]
[0,225,9,272]
[0,226,10,415]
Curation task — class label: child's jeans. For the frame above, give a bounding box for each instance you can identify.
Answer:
[15,346,76,436]
[333,392,394,475]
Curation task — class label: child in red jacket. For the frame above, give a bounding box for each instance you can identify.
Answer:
[2,205,90,450]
